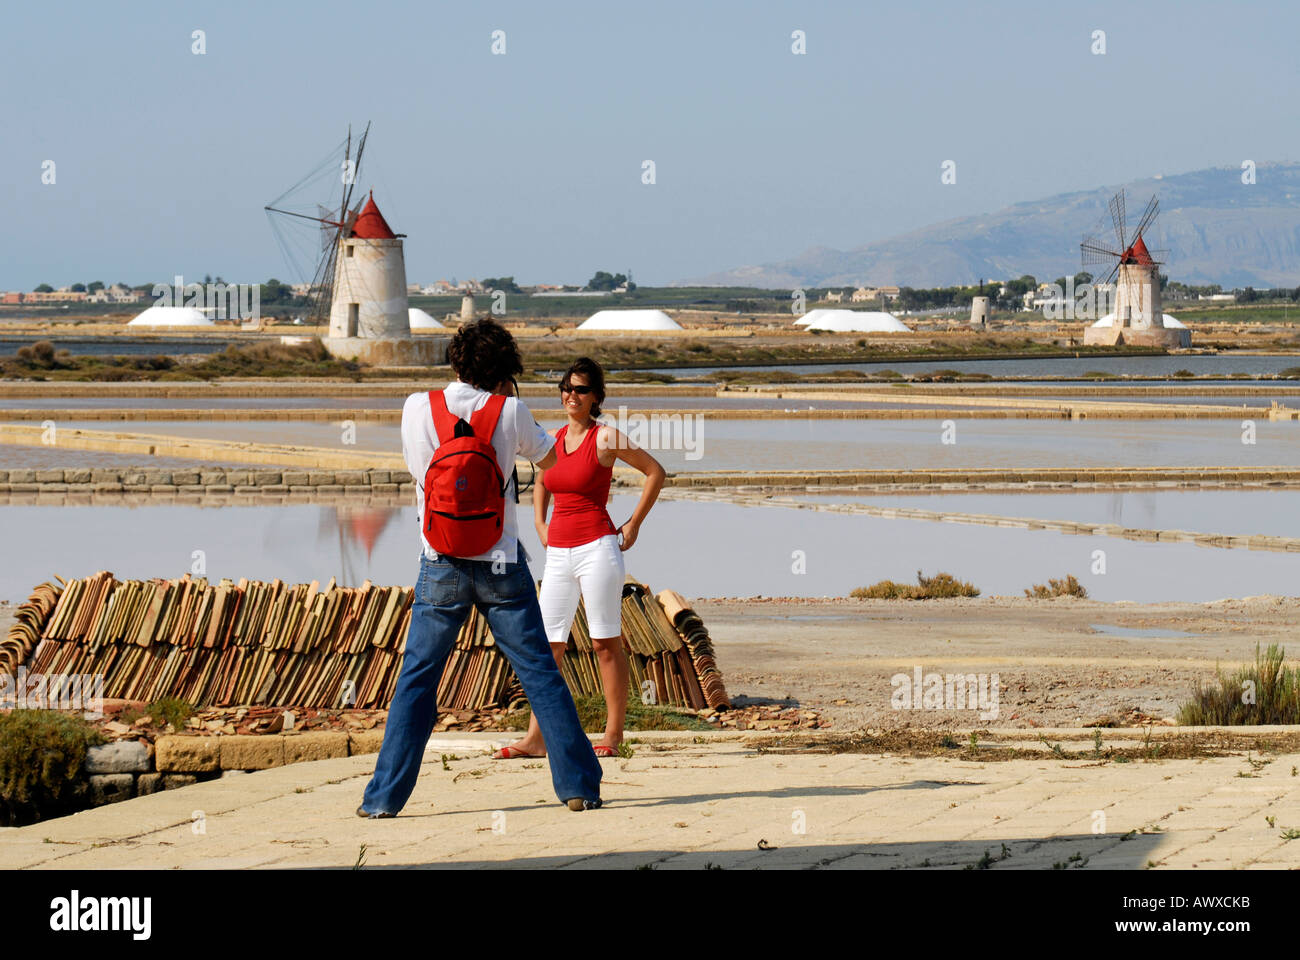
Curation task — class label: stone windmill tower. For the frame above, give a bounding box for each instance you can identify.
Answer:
[327,190,409,342]
[1081,191,1190,348]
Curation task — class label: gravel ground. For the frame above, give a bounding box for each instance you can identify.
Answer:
[691,593,1300,729]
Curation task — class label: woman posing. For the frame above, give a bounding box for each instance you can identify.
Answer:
[494,357,665,759]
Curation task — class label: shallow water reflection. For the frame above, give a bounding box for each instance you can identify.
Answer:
[1,495,1296,604]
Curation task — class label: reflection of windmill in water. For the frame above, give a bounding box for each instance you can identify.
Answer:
[318,505,398,587]
[1080,190,1191,348]
[264,124,446,364]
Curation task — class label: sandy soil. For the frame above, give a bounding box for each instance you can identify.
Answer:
[692,594,1300,729]
[3,594,1295,731]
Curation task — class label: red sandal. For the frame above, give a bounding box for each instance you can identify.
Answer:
[492,745,544,759]
[593,744,619,758]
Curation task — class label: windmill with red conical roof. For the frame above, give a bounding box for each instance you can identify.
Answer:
[324,187,410,342]
[1081,190,1190,347]
[265,125,444,362]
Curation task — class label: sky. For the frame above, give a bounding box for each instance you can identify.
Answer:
[3,0,1299,291]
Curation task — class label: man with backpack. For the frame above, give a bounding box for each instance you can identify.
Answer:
[358,318,603,817]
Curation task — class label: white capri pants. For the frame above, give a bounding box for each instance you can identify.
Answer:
[539,534,626,644]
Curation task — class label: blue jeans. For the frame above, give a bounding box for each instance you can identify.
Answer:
[362,543,602,814]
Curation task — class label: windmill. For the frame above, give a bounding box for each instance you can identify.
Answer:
[264,123,371,328]
[1080,190,1190,347]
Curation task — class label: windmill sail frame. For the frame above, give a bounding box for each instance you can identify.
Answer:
[264,122,371,327]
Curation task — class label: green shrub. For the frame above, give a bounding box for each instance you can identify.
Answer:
[851,570,979,599]
[1024,574,1088,599]
[1178,645,1300,725]
[0,711,104,826]
[147,696,193,730]
[1172,369,1194,378]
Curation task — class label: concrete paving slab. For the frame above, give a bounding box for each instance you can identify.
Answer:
[2,736,1298,869]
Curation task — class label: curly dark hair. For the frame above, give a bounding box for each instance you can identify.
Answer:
[447,318,523,391]
[561,356,606,419]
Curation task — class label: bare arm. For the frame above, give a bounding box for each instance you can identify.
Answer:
[534,467,552,527]
[604,427,665,550]
[533,429,558,545]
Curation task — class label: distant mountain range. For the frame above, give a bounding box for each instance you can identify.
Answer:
[682,162,1300,289]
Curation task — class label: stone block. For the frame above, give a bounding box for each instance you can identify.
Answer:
[335,470,367,486]
[282,471,310,485]
[220,735,284,770]
[172,471,200,485]
[163,774,198,790]
[88,774,135,806]
[90,469,122,483]
[348,730,386,755]
[34,469,65,483]
[154,735,221,773]
[85,740,152,774]
[64,469,91,484]
[283,732,349,764]
[308,472,336,486]
[136,772,164,795]
[254,471,283,486]
[8,470,35,483]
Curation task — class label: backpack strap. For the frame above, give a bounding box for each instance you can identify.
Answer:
[428,390,461,445]
[468,393,507,441]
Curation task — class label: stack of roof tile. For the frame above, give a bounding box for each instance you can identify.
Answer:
[1,581,59,677]
[656,589,731,710]
[7,572,727,712]
[560,581,710,710]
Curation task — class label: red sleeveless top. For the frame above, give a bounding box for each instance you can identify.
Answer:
[543,422,617,547]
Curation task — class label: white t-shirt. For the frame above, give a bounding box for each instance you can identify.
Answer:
[401,380,555,563]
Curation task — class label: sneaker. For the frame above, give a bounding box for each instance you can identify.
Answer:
[356,805,395,819]
[565,797,602,812]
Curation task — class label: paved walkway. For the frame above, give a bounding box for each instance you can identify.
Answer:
[3,732,1298,869]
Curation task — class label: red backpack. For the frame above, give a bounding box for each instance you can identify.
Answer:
[422,390,508,557]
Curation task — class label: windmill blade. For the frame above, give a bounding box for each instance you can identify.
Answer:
[1081,240,1121,258]
[1081,238,1120,271]
[1108,190,1127,250]
[1132,195,1159,241]
[1099,261,1120,288]
[318,204,338,252]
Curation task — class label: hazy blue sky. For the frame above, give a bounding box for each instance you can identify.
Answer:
[4,0,1298,290]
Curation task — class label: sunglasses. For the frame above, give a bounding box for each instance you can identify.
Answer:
[559,383,594,395]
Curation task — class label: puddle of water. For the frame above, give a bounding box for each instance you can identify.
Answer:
[2,495,1298,604]
[1087,623,1195,639]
